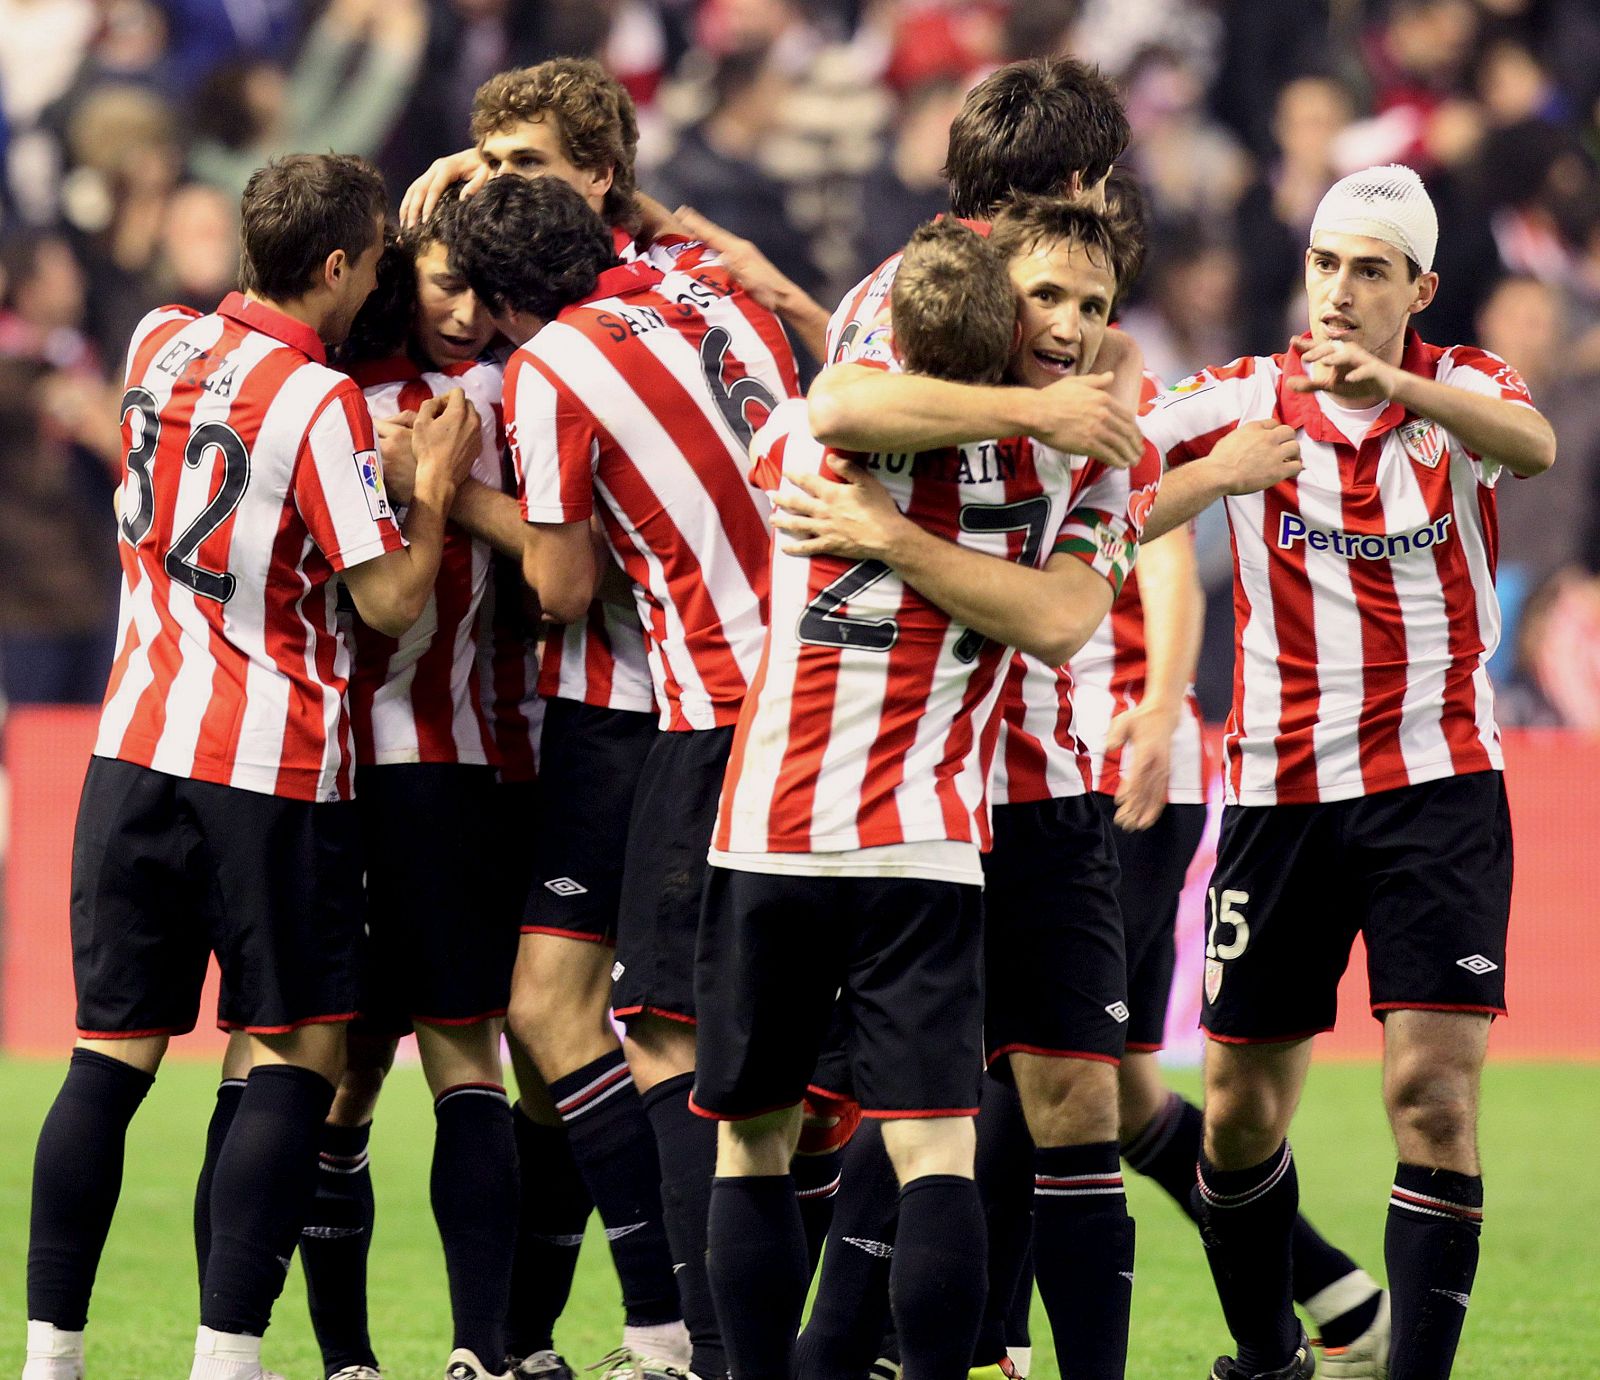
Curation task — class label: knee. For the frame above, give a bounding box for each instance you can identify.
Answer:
[717,1107,802,1176]
[1385,1067,1476,1161]
[1016,1057,1119,1146]
[1203,1066,1292,1166]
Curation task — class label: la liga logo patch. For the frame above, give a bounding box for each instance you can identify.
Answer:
[353,448,393,521]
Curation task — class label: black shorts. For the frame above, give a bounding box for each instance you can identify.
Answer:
[691,867,985,1119]
[356,763,516,1034]
[524,698,656,943]
[982,795,1128,1068]
[71,757,365,1038]
[1095,797,1208,1051]
[1202,771,1513,1043]
[489,778,541,924]
[612,726,734,1025]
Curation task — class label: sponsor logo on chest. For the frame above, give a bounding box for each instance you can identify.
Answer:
[1276,511,1453,561]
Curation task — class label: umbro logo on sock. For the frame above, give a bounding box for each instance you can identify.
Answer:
[844,1236,894,1258]
[1119,1271,1135,1283]
[1455,954,1498,975]
[546,876,589,897]
[535,1231,588,1247]
[301,1225,365,1240]
[605,1222,648,1242]
[1430,1288,1472,1307]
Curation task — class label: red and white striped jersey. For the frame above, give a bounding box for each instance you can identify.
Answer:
[1141,330,1530,806]
[1068,372,1209,804]
[984,441,1162,808]
[345,356,502,766]
[824,220,986,365]
[714,398,1130,854]
[530,228,723,715]
[510,257,800,731]
[96,294,405,801]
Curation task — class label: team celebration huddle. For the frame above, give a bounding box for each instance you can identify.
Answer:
[19,46,1552,1380]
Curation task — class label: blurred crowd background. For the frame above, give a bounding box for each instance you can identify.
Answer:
[3,0,1600,726]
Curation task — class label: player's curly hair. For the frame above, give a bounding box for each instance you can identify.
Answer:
[944,58,1129,220]
[449,175,618,323]
[334,227,415,368]
[470,59,640,232]
[891,220,1015,384]
[239,153,387,302]
[990,195,1128,307]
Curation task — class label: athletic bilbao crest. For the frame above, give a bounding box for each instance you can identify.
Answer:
[1204,958,1224,1005]
[1399,419,1445,469]
[353,448,393,521]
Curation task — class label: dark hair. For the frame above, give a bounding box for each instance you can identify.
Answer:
[943,58,1129,219]
[335,229,416,368]
[470,59,640,231]
[450,175,617,321]
[1100,166,1150,303]
[890,220,1014,384]
[239,153,388,302]
[990,195,1125,303]
[401,182,471,260]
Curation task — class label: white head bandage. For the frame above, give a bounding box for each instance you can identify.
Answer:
[1310,164,1438,274]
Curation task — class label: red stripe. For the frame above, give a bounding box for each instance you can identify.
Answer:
[986,1043,1121,1067]
[611,1004,697,1026]
[1201,1024,1331,1045]
[859,1105,979,1120]
[520,925,611,944]
[217,1010,357,1034]
[1261,481,1321,794]
[1370,1001,1504,1016]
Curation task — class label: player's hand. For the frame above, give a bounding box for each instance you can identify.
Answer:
[772,456,907,560]
[400,148,489,228]
[375,411,417,505]
[1104,700,1179,831]
[674,204,796,313]
[412,389,480,491]
[1026,373,1144,469]
[1288,338,1403,401]
[1207,419,1302,495]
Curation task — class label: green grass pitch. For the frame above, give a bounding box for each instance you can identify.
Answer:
[2,1057,1595,1379]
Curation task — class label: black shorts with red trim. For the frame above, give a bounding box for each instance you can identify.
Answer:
[612,725,734,1025]
[691,866,984,1120]
[489,777,541,925]
[524,698,656,943]
[982,795,1128,1069]
[1095,796,1208,1051]
[357,762,515,1035]
[1202,771,1512,1044]
[71,756,365,1038]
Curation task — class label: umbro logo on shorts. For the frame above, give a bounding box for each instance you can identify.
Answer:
[1105,1001,1130,1023]
[612,961,625,982]
[545,876,589,897]
[1456,954,1499,975]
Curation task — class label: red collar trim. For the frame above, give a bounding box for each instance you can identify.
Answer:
[1276,327,1443,445]
[933,212,991,237]
[611,224,635,256]
[570,261,664,311]
[346,354,421,388]
[219,292,327,364]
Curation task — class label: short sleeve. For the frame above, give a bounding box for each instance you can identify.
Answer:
[1139,357,1264,468]
[1050,439,1163,598]
[505,347,599,525]
[295,379,405,572]
[1435,346,1537,485]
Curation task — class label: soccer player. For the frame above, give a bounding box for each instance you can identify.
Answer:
[693,203,1153,1380]
[449,172,800,1380]
[1138,164,1555,1380]
[404,62,698,1378]
[23,152,480,1380]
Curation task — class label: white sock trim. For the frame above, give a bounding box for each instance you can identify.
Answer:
[194,1325,263,1362]
[622,1319,691,1370]
[26,1321,84,1358]
[1304,1268,1381,1327]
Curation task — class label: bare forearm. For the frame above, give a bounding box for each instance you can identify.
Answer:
[778,294,830,364]
[1142,463,1228,541]
[809,365,1035,451]
[450,479,529,561]
[1394,373,1556,476]
[1135,527,1203,715]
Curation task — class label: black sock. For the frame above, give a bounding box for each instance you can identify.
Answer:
[1031,1141,1135,1380]
[891,1175,987,1380]
[706,1176,809,1380]
[793,1150,842,1280]
[27,1049,155,1329]
[1194,1140,1300,1375]
[431,1083,518,1363]
[202,1063,334,1336]
[641,1072,724,1378]
[552,1051,679,1327]
[1386,1164,1482,1380]
[193,1078,246,1296]
[507,1105,593,1358]
[1293,1216,1378,1349]
[972,1078,1033,1367]
[1006,1252,1033,1350]
[795,1120,899,1380]
[301,1120,378,1374]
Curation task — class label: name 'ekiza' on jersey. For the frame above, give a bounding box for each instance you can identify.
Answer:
[346,355,503,767]
[1068,372,1209,804]
[1142,330,1533,807]
[96,294,405,802]
[509,255,800,732]
[715,397,1119,856]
